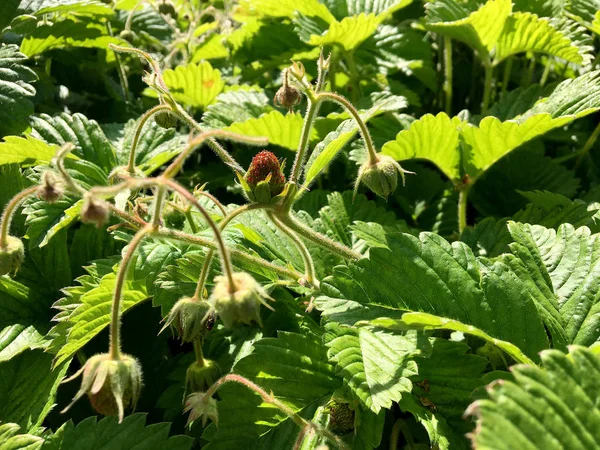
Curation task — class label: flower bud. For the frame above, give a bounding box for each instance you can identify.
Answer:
[81,194,110,227]
[158,0,176,17]
[184,392,219,427]
[160,296,215,342]
[37,171,64,203]
[209,272,273,328]
[62,353,143,423]
[0,236,25,276]
[274,80,301,112]
[241,151,287,204]
[119,29,136,43]
[154,110,178,129]
[355,155,414,200]
[185,359,220,394]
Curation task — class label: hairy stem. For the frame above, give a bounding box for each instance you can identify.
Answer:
[110,226,153,360]
[482,62,493,113]
[193,338,204,366]
[203,374,349,450]
[443,37,453,115]
[0,186,40,248]
[390,419,416,450]
[268,212,316,286]
[289,98,322,184]
[278,212,361,261]
[501,57,513,97]
[127,104,172,173]
[458,187,469,234]
[151,186,167,228]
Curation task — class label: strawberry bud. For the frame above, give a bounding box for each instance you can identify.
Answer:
[242,151,287,204]
[62,353,143,423]
[209,272,273,328]
[184,392,219,427]
[154,110,178,129]
[185,359,220,394]
[81,194,110,227]
[119,29,136,43]
[0,236,25,276]
[328,400,355,436]
[274,83,301,113]
[37,171,64,203]
[160,296,215,342]
[355,155,414,200]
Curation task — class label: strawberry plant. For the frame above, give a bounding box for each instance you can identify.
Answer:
[1,0,600,449]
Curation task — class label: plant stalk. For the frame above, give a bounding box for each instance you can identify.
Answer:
[443,37,453,115]
[0,185,40,248]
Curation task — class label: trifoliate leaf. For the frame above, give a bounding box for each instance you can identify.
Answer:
[143,62,225,110]
[223,110,305,151]
[382,112,463,182]
[324,323,421,413]
[0,350,69,431]
[467,346,600,450]
[202,89,272,129]
[0,44,37,137]
[307,13,381,51]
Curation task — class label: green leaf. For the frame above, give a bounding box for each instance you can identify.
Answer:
[237,0,336,24]
[202,88,273,129]
[53,267,149,366]
[0,45,37,137]
[376,312,535,365]
[20,19,123,57]
[0,136,61,167]
[203,332,340,449]
[0,276,53,363]
[381,113,463,182]
[508,222,600,346]
[32,0,115,17]
[0,0,20,30]
[324,323,421,413]
[0,423,43,450]
[223,110,305,151]
[304,93,407,187]
[494,12,588,65]
[44,413,193,450]
[23,197,83,248]
[318,231,549,361]
[467,346,600,450]
[307,13,382,51]
[425,0,512,60]
[143,62,225,110]
[0,351,69,431]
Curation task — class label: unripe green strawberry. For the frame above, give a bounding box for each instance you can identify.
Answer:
[154,110,178,129]
[209,272,273,328]
[355,155,414,200]
[242,151,286,204]
[62,353,143,423]
[186,359,220,394]
[328,401,355,435]
[161,296,215,342]
[0,236,25,276]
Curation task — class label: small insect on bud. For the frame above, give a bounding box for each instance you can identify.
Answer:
[81,194,110,227]
[119,29,136,43]
[185,359,220,394]
[160,296,215,342]
[354,154,414,200]
[209,272,274,328]
[327,400,355,436]
[37,171,64,203]
[240,150,287,204]
[274,70,301,113]
[154,110,178,129]
[62,353,143,423]
[184,392,219,427]
[0,236,25,276]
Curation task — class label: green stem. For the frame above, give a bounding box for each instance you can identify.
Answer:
[0,185,39,248]
[279,212,361,261]
[289,98,322,184]
[203,374,349,450]
[161,178,236,291]
[184,208,199,233]
[194,203,271,299]
[482,62,493,113]
[54,143,86,195]
[162,129,267,179]
[540,59,552,87]
[128,105,172,173]
[524,55,536,88]
[443,37,453,115]
[575,119,600,169]
[317,92,378,165]
[344,51,361,103]
[110,226,152,360]
[268,212,316,286]
[172,105,247,174]
[390,419,416,450]
[193,338,204,366]
[501,57,513,97]
[151,186,167,228]
[458,187,469,234]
